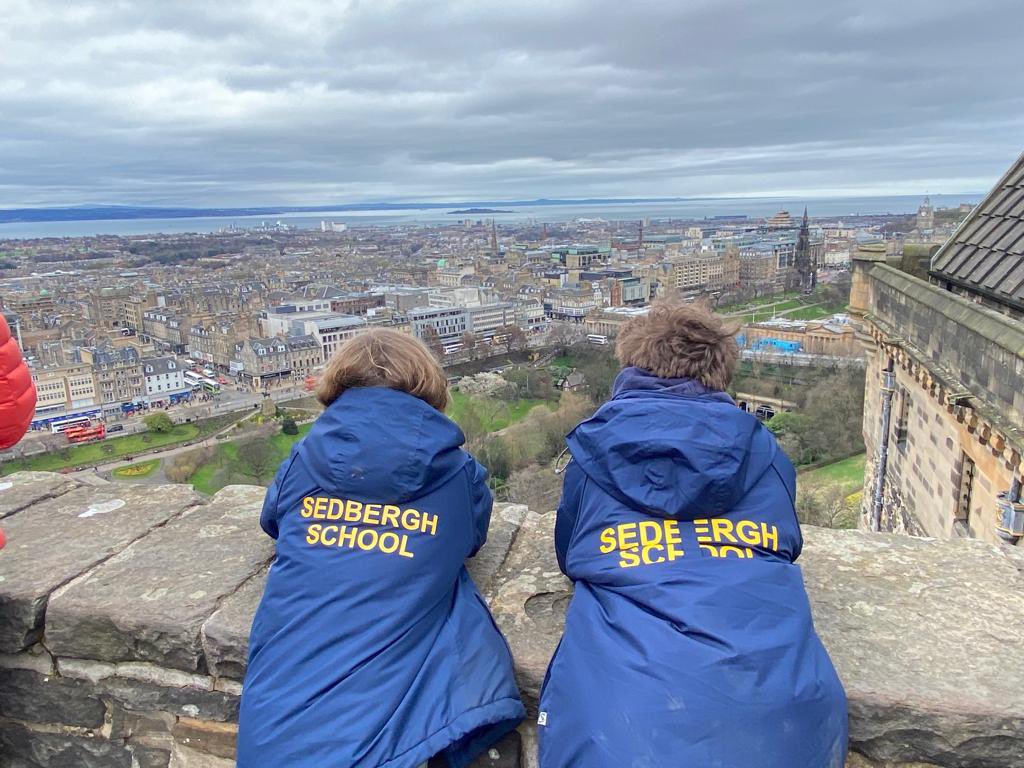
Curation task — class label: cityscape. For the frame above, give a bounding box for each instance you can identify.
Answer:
[1,189,1003,538]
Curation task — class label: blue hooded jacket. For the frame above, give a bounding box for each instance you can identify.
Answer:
[539,368,848,768]
[238,387,525,768]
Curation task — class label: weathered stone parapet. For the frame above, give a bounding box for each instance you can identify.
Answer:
[1,472,1022,767]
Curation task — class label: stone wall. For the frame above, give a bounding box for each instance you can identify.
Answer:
[851,257,1024,544]
[1,472,1023,767]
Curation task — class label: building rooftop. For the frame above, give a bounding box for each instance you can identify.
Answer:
[930,152,1024,313]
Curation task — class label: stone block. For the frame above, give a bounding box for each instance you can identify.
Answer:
[172,718,237,760]
[201,571,265,681]
[99,674,240,723]
[168,743,235,768]
[0,721,134,768]
[0,647,56,676]
[801,526,1024,767]
[54,660,240,723]
[107,706,176,745]
[46,485,272,672]
[469,503,528,598]
[0,484,200,652]
[0,668,106,729]
[486,511,570,707]
[0,472,79,520]
[128,746,173,768]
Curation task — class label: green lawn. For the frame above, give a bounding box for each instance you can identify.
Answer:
[719,291,801,313]
[447,391,554,432]
[190,422,313,495]
[112,459,161,479]
[740,299,805,322]
[799,453,867,496]
[781,301,848,321]
[0,412,241,477]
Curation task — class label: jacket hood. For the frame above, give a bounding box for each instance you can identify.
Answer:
[300,386,470,503]
[567,367,777,519]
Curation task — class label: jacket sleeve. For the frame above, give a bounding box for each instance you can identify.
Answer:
[467,459,493,557]
[555,459,586,575]
[0,315,37,451]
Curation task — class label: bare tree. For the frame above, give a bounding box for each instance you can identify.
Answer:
[499,324,527,354]
[460,331,479,358]
[237,438,277,483]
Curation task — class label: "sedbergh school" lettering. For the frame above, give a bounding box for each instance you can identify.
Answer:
[300,496,439,559]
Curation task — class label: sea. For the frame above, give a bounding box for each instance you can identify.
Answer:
[0,193,983,240]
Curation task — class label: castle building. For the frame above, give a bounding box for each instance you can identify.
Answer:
[917,196,935,234]
[851,153,1024,547]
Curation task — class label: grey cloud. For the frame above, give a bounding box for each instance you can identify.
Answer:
[0,0,1022,206]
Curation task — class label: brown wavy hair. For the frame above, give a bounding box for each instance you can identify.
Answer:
[615,302,739,390]
[315,328,449,411]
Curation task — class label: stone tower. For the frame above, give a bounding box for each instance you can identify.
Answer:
[917,195,935,233]
[795,207,817,291]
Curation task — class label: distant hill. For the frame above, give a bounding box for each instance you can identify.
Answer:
[0,197,687,224]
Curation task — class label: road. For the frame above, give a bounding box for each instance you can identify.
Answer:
[78,412,253,477]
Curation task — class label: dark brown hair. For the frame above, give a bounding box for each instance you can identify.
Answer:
[316,328,449,411]
[615,302,739,390]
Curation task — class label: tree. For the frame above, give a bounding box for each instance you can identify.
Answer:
[797,485,859,529]
[143,411,174,434]
[460,332,479,358]
[499,324,527,354]
[420,327,444,358]
[475,435,513,482]
[237,438,277,483]
[281,416,299,435]
[548,322,580,353]
[575,347,619,402]
[505,367,556,401]
[453,399,486,443]
[504,464,563,511]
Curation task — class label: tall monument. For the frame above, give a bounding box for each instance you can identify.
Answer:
[795,207,817,291]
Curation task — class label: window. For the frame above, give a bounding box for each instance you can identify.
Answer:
[954,452,976,533]
[895,386,910,446]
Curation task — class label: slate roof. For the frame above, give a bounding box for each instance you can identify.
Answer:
[930,152,1024,312]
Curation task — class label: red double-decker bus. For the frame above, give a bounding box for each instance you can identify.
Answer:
[65,422,107,444]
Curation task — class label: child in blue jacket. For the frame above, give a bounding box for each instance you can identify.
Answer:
[539,304,848,768]
[238,329,524,768]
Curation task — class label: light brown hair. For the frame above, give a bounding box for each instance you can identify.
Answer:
[316,328,449,411]
[615,302,739,390]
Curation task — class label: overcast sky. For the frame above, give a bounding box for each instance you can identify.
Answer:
[2,0,1022,208]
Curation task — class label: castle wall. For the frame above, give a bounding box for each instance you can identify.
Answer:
[1,473,1024,767]
[854,258,1024,545]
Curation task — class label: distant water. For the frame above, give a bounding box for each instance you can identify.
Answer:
[0,193,982,239]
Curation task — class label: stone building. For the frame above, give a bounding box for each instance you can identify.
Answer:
[141,309,191,355]
[738,244,778,291]
[28,361,100,426]
[188,319,248,370]
[667,250,737,292]
[233,338,290,388]
[141,356,191,407]
[285,334,323,378]
[79,344,145,413]
[851,153,1024,546]
[740,316,862,358]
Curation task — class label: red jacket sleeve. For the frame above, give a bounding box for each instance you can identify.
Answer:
[0,315,37,450]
